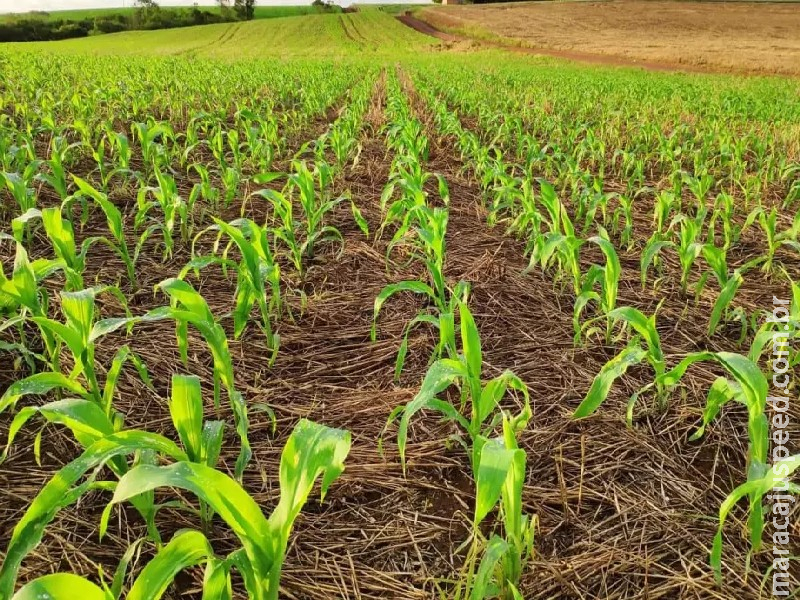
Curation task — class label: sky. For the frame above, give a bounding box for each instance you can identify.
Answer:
[1,0,426,12]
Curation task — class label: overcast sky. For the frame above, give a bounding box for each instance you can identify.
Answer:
[1,0,427,12]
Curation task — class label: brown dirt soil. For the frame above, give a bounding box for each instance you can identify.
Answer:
[416,1,800,76]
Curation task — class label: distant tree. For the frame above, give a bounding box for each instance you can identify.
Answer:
[234,0,256,20]
[217,0,233,20]
[311,0,335,10]
[132,0,159,28]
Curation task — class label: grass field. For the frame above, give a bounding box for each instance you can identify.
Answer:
[0,7,799,600]
[8,10,433,56]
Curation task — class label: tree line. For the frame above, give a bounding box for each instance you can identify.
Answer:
[0,0,257,43]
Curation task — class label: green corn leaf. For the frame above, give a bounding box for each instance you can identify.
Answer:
[640,240,672,288]
[201,558,233,600]
[201,420,226,468]
[459,301,482,383]
[469,535,509,600]
[0,372,88,414]
[268,418,352,547]
[708,271,743,336]
[168,375,204,463]
[127,530,214,600]
[351,200,369,237]
[103,462,271,585]
[702,244,728,286]
[0,431,186,598]
[11,208,42,243]
[12,573,110,600]
[689,377,743,441]
[658,352,767,417]
[474,437,519,527]
[371,280,435,341]
[573,344,647,419]
[7,244,38,311]
[588,235,620,313]
[608,307,664,375]
[110,538,144,600]
[3,398,114,462]
[711,455,800,584]
[392,358,470,473]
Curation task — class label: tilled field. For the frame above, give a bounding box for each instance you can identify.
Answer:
[416,1,800,76]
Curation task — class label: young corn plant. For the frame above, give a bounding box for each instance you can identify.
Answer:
[0,373,217,546]
[131,120,175,171]
[0,286,147,417]
[0,418,350,600]
[135,166,187,261]
[652,190,678,237]
[387,301,531,474]
[748,270,800,369]
[702,247,765,338]
[99,418,350,600]
[257,161,344,277]
[70,176,141,290]
[527,182,583,295]
[152,277,251,477]
[35,136,80,203]
[373,205,466,378]
[573,232,621,345]
[11,207,92,291]
[0,239,69,361]
[611,193,635,250]
[455,414,535,600]
[1,392,345,600]
[655,351,777,580]
[1,164,39,216]
[4,375,239,558]
[288,160,345,263]
[749,205,800,274]
[707,192,740,250]
[573,306,666,425]
[189,217,281,364]
[9,532,212,600]
[641,215,704,293]
[711,456,800,584]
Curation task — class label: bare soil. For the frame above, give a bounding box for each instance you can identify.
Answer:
[416,1,800,76]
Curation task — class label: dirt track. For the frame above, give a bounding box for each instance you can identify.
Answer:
[413,1,800,76]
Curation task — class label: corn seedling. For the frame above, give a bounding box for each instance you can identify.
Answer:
[12,206,97,290]
[70,176,141,290]
[94,418,349,600]
[373,204,467,378]
[387,301,530,474]
[711,456,800,583]
[0,239,69,359]
[1,165,39,216]
[750,206,800,274]
[573,306,666,424]
[573,232,621,344]
[657,351,773,580]
[135,166,187,261]
[641,215,704,293]
[460,415,535,600]
[0,286,149,414]
[189,217,281,364]
[0,388,247,598]
[153,277,251,477]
